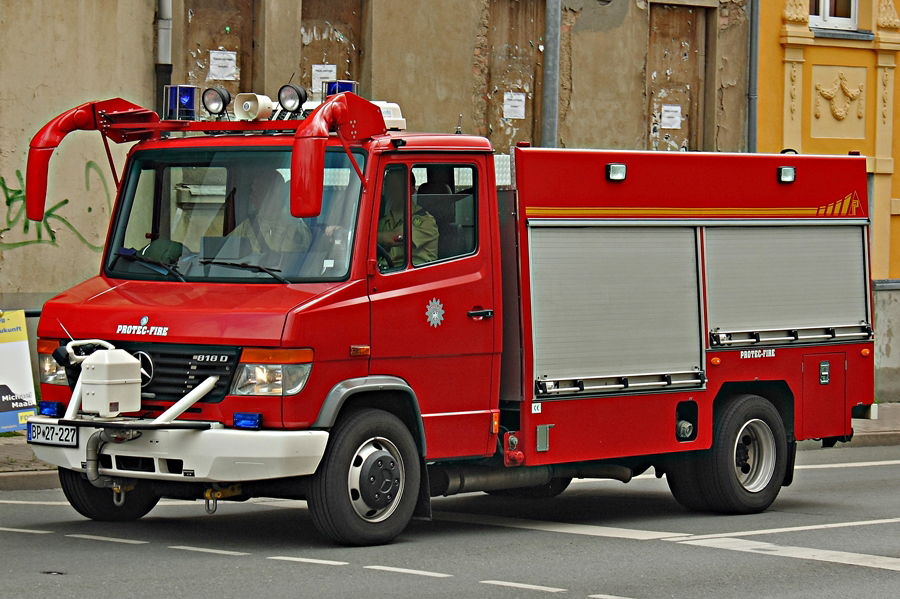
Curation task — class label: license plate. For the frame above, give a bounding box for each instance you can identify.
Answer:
[28,422,79,447]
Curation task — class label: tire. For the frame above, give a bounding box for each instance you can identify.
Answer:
[308,409,420,546]
[665,453,712,511]
[701,394,787,514]
[58,468,160,522]
[487,477,572,499]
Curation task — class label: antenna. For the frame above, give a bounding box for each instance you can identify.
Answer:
[58,319,74,341]
[455,114,462,134]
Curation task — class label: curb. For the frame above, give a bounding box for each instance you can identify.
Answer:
[0,470,59,491]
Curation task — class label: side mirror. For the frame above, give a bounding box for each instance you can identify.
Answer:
[290,135,326,218]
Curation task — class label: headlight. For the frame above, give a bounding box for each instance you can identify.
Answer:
[39,354,68,385]
[230,349,313,396]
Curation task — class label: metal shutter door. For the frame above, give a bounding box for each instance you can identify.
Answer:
[529,226,702,381]
[705,226,868,331]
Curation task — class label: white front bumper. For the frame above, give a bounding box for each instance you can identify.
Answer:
[28,417,329,483]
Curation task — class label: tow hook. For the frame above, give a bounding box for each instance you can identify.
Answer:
[203,484,242,514]
[112,482,135,507]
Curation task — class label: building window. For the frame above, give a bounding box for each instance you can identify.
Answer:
[809,0,858,30]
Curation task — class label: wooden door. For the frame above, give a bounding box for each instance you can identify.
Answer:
[300,0,363,100]
[182,0,254,99]
[647,4,706,151]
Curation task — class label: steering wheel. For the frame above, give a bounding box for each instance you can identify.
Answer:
[376,244,394,269]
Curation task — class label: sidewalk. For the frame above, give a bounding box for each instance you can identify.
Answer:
[2,404,899,491]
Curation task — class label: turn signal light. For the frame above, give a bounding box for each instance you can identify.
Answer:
[711,357,722,366]
[862,348,871,357]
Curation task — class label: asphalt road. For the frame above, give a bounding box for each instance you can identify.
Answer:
[1,445,899,599]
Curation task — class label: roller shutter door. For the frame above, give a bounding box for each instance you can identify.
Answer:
[529,226,703,382]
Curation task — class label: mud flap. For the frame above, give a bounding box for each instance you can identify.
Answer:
[782,440,797,487]
[412,455,432,520]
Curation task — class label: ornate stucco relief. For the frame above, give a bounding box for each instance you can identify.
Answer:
[811,66,866,139]
[815,73,864,121]
[883,68,892,124]
[879,0,900,29]
[783,0,809,24]
[790,61,799,119]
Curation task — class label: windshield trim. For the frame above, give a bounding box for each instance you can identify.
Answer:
[102,146,367,285]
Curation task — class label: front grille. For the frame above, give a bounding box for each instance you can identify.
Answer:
[114,342,239,404]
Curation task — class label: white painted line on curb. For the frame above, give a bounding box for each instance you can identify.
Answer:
[66,534,148,545]
[268,556,348,566]
[0,500,69,506]
[365,565,453,578]
[481,580,566,593]
[436,511,688,541]
[680,537,900,572]
[0,526,53,534]
[589,594,639,599]
[664,516,900,542]
[169,545,250,556]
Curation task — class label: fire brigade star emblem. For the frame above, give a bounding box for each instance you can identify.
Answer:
[426,298,444,328]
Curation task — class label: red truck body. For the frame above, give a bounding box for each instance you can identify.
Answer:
[25,92,874,546]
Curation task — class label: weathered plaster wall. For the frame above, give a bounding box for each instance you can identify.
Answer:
[0,0,155,310]
[364,1,483,134]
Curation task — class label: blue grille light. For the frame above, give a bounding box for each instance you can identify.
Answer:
[39,402,64,418]
[233,413,263,430]
[164,85,199,120]
[323,80,358,97]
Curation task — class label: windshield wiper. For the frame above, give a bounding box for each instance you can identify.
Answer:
[116,248,186,282]
[199,259,290,284]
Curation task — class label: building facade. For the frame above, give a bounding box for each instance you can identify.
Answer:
[757,1,900,398]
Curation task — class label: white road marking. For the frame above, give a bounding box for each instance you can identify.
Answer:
[681,537,900,572]
[0,526,52,534]
[436,511,688,541]
[169,545,249,556]
[589,595,639,599]
[66,534,148,544]
[795,460,900,470]
[268,556,347,566]
[481,580,566,593]
[663,516,900,542]
[365,565,453,578]
[0,500,70,506]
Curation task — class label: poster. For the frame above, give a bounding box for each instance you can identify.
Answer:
[503,92,526,120]
[0,310,37,431]
[661,104,682,129]
[207,50,238,81]
[312,64,338,98]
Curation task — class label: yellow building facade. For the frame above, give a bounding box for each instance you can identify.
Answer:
[759,0,900,397]
[760,0,900,277]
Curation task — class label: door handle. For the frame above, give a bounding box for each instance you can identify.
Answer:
[467,309,494,319]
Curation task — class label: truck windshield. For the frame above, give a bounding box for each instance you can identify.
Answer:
[105,147,364,283]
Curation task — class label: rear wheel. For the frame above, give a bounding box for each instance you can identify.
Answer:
[308,409,420,546]
[58,468,159,521]
[665,453,711,511]
[702,394,787,513]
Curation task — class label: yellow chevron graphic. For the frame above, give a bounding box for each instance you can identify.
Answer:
[817,191,861,217]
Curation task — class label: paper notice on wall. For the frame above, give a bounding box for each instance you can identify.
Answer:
[207,50,238,81]
[503,92,526,120]
[312,64,338,98]
[661,104,682,129]
[0,310,37,431]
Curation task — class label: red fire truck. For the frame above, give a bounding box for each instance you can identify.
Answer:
[25,85,874,546]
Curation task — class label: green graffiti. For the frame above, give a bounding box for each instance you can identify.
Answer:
[0,161,110,252]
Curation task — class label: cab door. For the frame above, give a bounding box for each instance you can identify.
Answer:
[368,156,498,459]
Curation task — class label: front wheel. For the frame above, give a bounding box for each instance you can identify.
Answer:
[702,394,787,514]
[308,409,420,546]
[58,468,160,521]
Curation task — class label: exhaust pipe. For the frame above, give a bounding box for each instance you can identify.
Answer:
[429,461,632,497]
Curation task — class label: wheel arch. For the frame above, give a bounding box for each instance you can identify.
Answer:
[312,376,427,457]
[713,381,795,441]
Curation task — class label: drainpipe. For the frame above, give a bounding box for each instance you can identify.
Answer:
[541,0,561,148]
[156,0,173,115]
[747,0,759,152]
